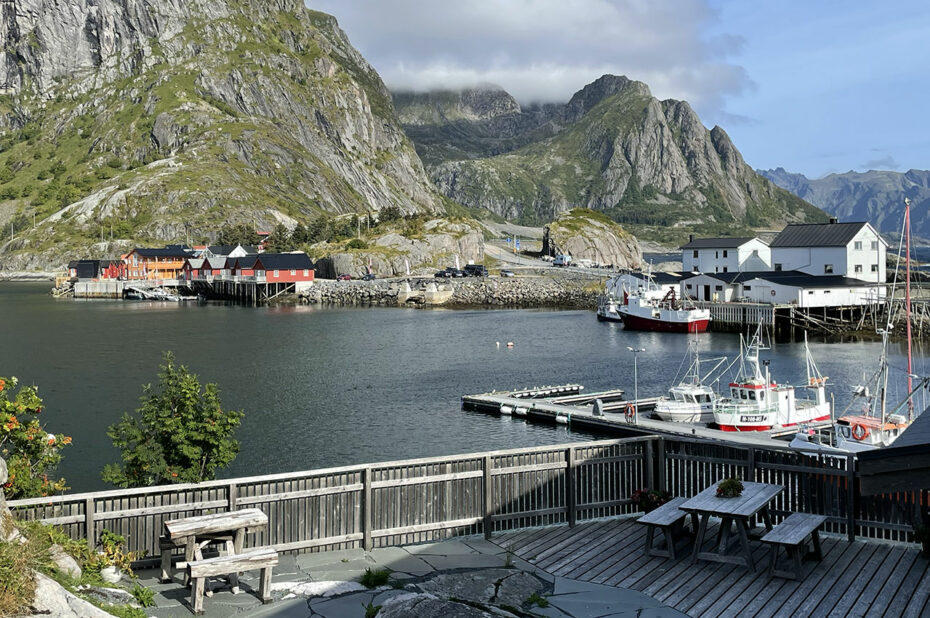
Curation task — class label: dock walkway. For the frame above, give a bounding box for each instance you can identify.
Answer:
[495,517,930,618]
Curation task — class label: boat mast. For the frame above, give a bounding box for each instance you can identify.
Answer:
[905,197,914,420]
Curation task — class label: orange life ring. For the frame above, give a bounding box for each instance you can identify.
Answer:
[851,423,870,441]
[625,403,636,423]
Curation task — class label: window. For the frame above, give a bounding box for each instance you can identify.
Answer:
[722,267,728,273]
[752,249,759,257]
[715,285,723,291]
[744,285,752,291]
[273,269,280,277]
[693,266,699,272]
[871,264,878,272]
[693,250,698,258]
[824,264,834,274]
[303,269,309,276]
[686,284,693,289]
[748,391,756,401]
[723,250,728,258]
[715,251,719,259]
[808,291,815,295]
[854,241,863,250]
[774,263,782,271]
[824,290,831,294]
[290,269,296,275]
[715,266,719,273]
[854,264,862,273]
[871,241,878,250]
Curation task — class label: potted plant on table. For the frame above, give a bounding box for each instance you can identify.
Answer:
[716,478,744,498]
[632,488,671,513]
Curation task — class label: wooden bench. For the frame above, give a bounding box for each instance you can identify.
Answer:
[760,513,828,580]
[635,497,698,560]
[187,548,278,615]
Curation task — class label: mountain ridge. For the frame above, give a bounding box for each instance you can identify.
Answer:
[395,76,826,243]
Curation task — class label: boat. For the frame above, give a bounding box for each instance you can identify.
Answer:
[713,328,831,431]
[653,342,726,423]
[791,198,928,453]
[618,288,710,333]
[597,273,710,332]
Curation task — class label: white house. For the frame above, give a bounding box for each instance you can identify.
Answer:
[739,274,883,307]
[769,221,886,283]
[681,237,771,274]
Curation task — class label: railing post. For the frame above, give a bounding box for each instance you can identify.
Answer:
[846,454,856,542]
[644,439,654,490]
[657,437,666,492]
[747,447,755,482]
[228,482,238,511]
[362,468,373,551]
[566,447,576,527]
[483,455,493,539]
[84,497,95,551]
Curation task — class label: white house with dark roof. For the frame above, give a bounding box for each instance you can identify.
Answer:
[681,270,883,306]
[681,237,771,274]
[769,221,886,283]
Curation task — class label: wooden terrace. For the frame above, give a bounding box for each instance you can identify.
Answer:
[496,517,930,617]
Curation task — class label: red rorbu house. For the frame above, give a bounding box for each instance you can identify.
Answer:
[230,253,314,282]
[181,257,228,281]
[68,259,124,281]
[124,246,193,280]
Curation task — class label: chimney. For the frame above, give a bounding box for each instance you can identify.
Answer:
[829,217,838,224]
[689,234,694,242]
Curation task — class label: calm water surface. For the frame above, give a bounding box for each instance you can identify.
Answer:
[0,283,920,491]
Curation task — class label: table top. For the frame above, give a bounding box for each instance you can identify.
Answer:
[679,481,784,518]
[164,508,268,539]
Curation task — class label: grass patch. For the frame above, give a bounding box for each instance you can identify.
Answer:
[360,567,392,588]
[527,592,550,608]
[363,600,382,618]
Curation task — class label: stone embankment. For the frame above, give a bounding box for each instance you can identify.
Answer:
[301,273,602,308]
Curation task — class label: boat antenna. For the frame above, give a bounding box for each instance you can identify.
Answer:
[904,197,914,420]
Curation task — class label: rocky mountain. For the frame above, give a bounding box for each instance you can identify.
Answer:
[0,0,444,270]
[758,168,930,241]
[394,75,826,244]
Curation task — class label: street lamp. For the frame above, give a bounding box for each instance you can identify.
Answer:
[627,346,646,423]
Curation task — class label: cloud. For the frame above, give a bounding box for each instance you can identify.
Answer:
[860,155,899,170]
[310,0,751,120]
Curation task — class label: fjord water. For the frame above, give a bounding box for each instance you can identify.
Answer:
[0,283,921,491]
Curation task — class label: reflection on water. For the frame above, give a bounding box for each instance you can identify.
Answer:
[0,282,925,491]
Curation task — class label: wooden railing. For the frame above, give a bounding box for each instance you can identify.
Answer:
[7,436,920,561]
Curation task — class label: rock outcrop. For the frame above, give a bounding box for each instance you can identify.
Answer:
[395,75,826,237]
[0,1,444,271]
[543,209,642,269]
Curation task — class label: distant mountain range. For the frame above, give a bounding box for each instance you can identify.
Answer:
[758,168,930,241]
[394,76,826,245]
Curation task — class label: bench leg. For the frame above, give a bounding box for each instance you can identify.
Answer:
[767,544,778,577]
[663,527,677,561]
[259,567,273,604]
[810,530,823,562]
[644,525,656,556]
[691,514,710,565]
[735,519,754,573]
[191,576,205,615]
[160,548,173,583]
[183,540,196,587]
[222,539,240,594]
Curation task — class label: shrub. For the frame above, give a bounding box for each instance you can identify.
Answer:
[716,477,744,498]
[346,238,367,249]
[359,567,391,588]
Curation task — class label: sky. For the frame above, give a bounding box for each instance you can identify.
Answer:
[310,1,930,179]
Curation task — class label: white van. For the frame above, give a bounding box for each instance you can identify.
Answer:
[553,255,572,267]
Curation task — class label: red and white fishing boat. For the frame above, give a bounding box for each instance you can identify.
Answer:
[615,288,710,333]
[714,329,831,431]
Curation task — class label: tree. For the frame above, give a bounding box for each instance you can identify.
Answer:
[216,223,261,246]
[102,353,244,488]
[264,223,293,253]
[0,377,71,499]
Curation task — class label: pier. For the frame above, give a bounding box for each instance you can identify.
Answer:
[462,384,831,446]
[692,300,880,338]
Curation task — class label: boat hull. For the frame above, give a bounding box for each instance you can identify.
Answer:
[619,311,710,333]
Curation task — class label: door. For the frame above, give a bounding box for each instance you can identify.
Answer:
[703,285,711,301]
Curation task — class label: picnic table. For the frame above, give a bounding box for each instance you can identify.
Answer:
[160,508,268,587]
[679,481,784,572]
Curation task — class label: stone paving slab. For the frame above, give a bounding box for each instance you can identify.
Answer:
[132,532,685,617]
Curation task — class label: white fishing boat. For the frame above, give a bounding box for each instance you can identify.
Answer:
[597,273,709,333]
[713,328,831,432]
[653,343,726,423]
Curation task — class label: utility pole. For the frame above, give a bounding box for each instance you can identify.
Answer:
[627,346,645,423]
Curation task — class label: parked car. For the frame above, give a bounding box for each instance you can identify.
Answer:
[500,269,515,277]
[449,268,466,278]
[463,264,488,277]
[434,269,453,278]
[336,274,352,281]
[362,273,376,281]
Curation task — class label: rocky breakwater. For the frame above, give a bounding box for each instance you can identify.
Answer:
[302,273,601,308]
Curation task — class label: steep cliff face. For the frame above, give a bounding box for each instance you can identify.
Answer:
[758,167,930,240]
[0,1,443,269]
[396,75,825,243]
[543,209,642,270]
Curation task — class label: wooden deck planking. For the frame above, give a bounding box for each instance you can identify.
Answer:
[495,517,928,618]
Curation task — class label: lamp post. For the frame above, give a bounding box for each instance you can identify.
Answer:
[627,346,645,423]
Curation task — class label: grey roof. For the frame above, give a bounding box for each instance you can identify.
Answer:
[681,237,758,249]
[133,246,193,258]
[885,407,930,450]
[769,222,876,247]
[683,270,875,288]
[627,271,688,284]
[255,253,314,270]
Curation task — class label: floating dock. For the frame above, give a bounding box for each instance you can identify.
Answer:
[463,384,832,447]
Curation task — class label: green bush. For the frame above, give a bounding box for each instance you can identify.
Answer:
[346,238,367,249]
[359,567,391,588]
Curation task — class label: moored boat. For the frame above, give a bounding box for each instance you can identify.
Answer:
[618,289,710,333]
[653,343,726,423]
[713,330,831,431]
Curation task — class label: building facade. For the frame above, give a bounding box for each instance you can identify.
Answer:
[681,237,771,274]
[769,221,886,284]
